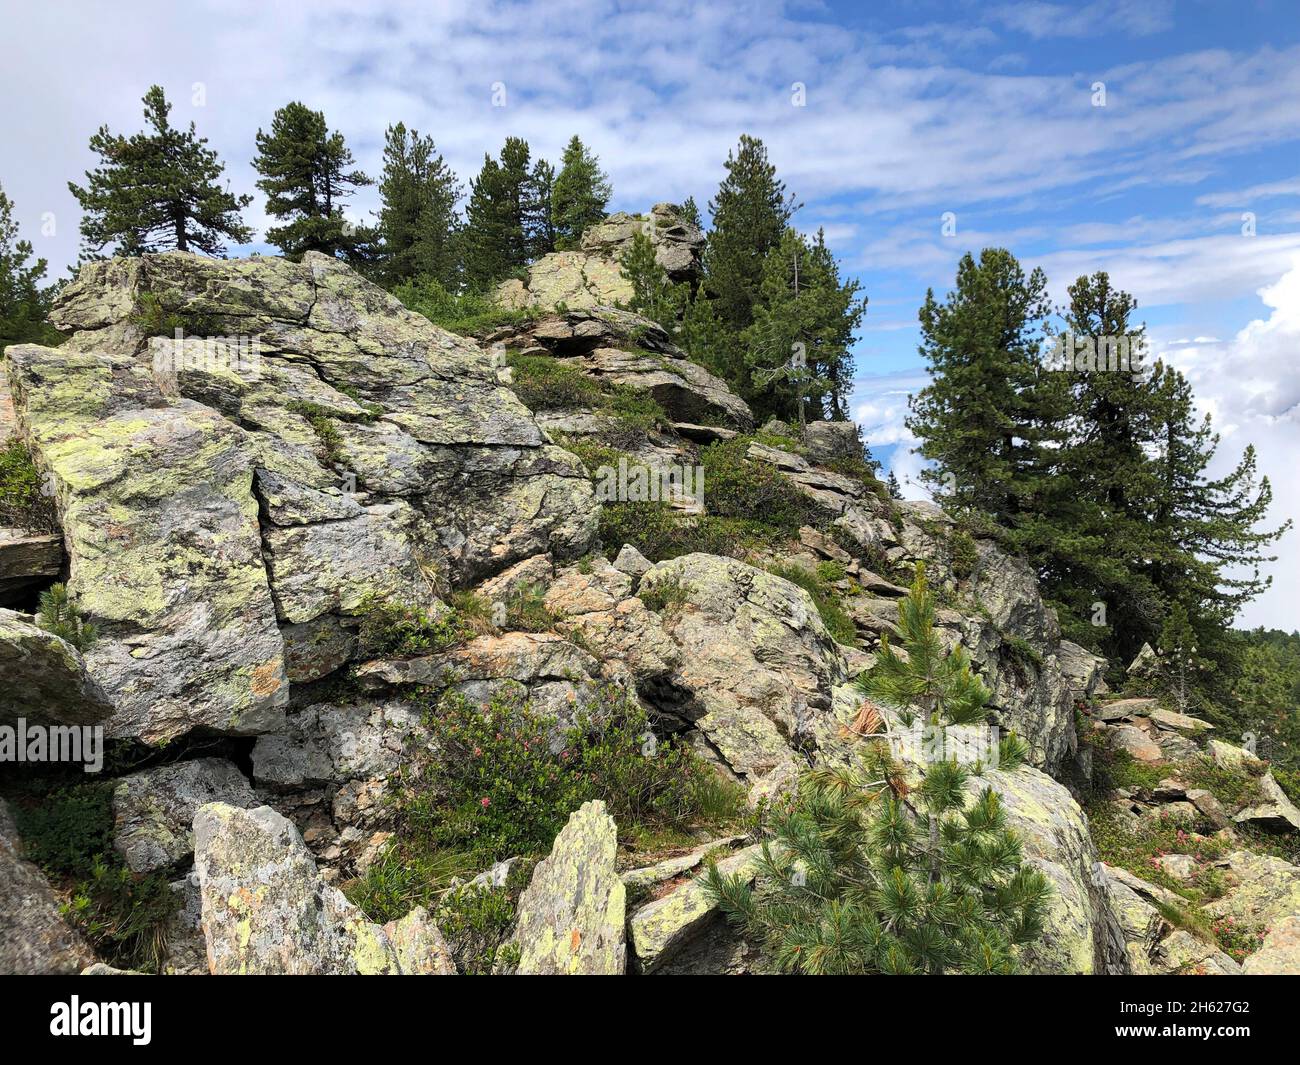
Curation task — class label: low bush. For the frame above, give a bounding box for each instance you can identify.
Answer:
[355,595,474,657]
[0,437,57,532]
[395,276,534,337]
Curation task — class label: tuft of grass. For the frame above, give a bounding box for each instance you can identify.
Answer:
[638,572,691,615]
[767,561,857,646]
[394,276,536,337]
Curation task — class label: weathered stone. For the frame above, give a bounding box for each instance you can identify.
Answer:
[1209,739,1264,771]
[1096,697,1156,721]
[1203,850,1300,928]
[1242,915,1300,974]
[612,543,653,580]
[113,758,258,873]
[1186,788,1232,830]
[1110,724,1163,762]
[1057,640,1109,701]
[510,800,625,975]
[0,799,97,974]
[1233,772,1300,832]
[0,607,115,726]
[194,802,455,974]
[639,554,847,798]
[0,532,62,582]
[628,843,763,973]
[801,420,862,464]
[621,837,747,890]
[1148,708,1213,732]
[1156,929,1242,975]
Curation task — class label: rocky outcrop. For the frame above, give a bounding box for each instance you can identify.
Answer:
[509,800,626,974]
[488,307,752,429]
[639,553,848,800]
[0,799,98,974]
[3,251,598,744]
[495,203,703,311]
[0,607,115,726]
[193,802,455,974]
[112,758,258,874]
[1242,915,1300,974]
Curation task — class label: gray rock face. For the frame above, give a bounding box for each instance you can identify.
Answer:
[640,553,848,800]
[496,203,703,312]
[0,607,115,726]
[1057,639,1109,701]
[1233,772,1300,832]
[488,308,753,429]
[0,799,97,974]
[5,251,598,743]
[112,758,258,874]
[801,420,861,464]
[193,802,455,974]
[510,800,626,975]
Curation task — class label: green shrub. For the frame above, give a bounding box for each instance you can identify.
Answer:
[0,438,57,532]
[949,529,980,581]
[700,438,819,536]
[767,562,856,646]
[356,595,473,657]
[13,783,173,972]
[436,874,529,975]
[395,276,534,336]
[394,686,742,865]
[706,753,1052,974]
[638,572,691,614]
[510,353,667,447]
[500,582,558,632]
[598,501,773,562]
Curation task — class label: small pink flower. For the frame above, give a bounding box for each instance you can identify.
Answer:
[480,797,491,808]
[473,746,482,757]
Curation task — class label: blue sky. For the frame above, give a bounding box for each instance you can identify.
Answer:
[2,0,1298,626]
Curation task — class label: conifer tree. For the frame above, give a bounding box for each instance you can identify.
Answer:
[1044,272,1166,656]
[906,249,1064,530]
[69,85,252,258]
[528,157,558,257]
[460,137,538,289]
[679,196,703,230]
[887,471,903,500]
[706,565,1049,975]
[618,230,683,328]
[0,184,61,347]
[1146,364,1290,684]
[252,101,374,260]
[744,227,865,421]
[703,135,799,332]
[376,123,462,286]
[551,135,611,249]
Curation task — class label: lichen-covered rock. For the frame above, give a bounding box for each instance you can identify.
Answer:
[1233,772,1300,832]
[488,308,752,429]
[801,420,861,464]
[113,758,258,873]
[1242,915,1300,974]
[1058,640,1109,701]
[0,607,115,726]
[0,799,97,974]
[498,204,703,312]
[509,800,625,975]
[6,251,601,743]
[1110,724,1163,762]
[193,802,454,974]
[639,554,848,799]
[1203,851,1300,928]
[628,843,763,973]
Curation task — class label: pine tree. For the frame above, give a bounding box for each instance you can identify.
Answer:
[705,565,1049,975]
[679,196,703,230]
[550,135,611,249]
[460,137,538,289]
[618,230,684,328]
[744,227,865,422]
[887,471,903,500]
[36,583,97,652]
[703,135,799,332]
[1146,364,1291,686]
[69,85,252,258]
[1044,272,1166,657]
[253,101,374,260]
[0,184,61,347]
[856,563,992,728]
[906,249,1064,530]
[376,123,462,286]
[528,157,558,257]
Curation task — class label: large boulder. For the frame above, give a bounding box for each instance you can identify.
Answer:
[638,554,848,800]
[509,800,626,974]
[193,802,455,975]
[496,203,703,312]
[5,251,599,743]
[0,607,115,726]
[112,758,258,874]
[1202,851,1300,928]
[1242,915,1300,974]
[0,799,97,974]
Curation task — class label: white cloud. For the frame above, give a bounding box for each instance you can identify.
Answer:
[1153,256,1300,629]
